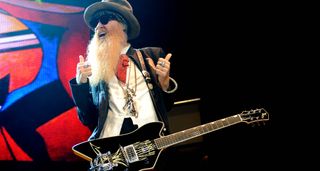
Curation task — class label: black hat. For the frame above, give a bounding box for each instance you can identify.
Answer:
[84,0,140,40]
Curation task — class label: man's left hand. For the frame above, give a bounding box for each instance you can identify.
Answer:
[147,53,172,91]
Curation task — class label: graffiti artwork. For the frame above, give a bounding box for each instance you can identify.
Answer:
[0,0,92,161]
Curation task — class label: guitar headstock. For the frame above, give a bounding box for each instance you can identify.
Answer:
[239,108,269,124]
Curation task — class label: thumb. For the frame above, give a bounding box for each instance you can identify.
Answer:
[165,53,172,61]
[79,55,84,63]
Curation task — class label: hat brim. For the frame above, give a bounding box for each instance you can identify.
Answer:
[84,2,140,40]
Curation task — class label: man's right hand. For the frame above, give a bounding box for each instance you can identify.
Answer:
[76,55,92,84]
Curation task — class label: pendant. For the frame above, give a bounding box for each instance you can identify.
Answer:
[123,88,138,117]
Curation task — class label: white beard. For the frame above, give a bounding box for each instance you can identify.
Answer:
[86,21,128,86]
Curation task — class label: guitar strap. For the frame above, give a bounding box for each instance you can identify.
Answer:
[135,49,167,134]
[135,49,154,90]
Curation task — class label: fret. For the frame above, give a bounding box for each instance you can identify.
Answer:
[160,138,165,147]
[177,132,183,142]
[164,137,170,146]
[164,136,169,147]
[155,138,163,148]
[191,127,201,137]
[216,120,224,128]
[170,134,177,144]
[228,115,236,124]
[168,135,175,145]
[154,138,158,148]
[201,124,209,134]
[197,125,203,134]
[210,121,218,130]
[183,130,191,139]
[229,115,242,124]
[172,132,179,143]
[206,124,212,132]
[160,138,166,148]
[180,131,186,141]
[221,118,229,126]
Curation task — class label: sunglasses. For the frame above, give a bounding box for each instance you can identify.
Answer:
[91,13,126,28]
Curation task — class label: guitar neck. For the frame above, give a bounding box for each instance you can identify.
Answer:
[154,114,242,149]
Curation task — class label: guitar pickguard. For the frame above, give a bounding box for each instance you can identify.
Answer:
[88,140,158,170]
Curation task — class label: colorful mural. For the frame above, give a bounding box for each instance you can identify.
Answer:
[0,0,92,161]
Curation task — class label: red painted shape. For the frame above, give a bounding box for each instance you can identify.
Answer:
[0,48,42,92]
[0,127,33,161]
[37,107,91,161]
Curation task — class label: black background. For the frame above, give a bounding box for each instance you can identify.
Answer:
[132,0,280,170]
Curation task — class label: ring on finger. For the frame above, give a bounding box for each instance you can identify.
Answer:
[159,61,165,67]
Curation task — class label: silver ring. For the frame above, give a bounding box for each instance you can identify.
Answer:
[160,61,165,67]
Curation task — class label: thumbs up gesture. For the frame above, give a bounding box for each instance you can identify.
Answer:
[76,55,92,84]
[146,53,172,91]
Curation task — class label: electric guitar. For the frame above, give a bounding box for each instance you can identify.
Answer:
[72,108,269,171]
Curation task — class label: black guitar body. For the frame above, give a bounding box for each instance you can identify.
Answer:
[73,122,165,171]
[72,108,269,171]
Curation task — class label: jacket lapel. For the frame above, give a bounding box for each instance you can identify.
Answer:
[127,47,142,71]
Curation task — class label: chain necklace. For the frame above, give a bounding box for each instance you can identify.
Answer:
[118,59,138,117]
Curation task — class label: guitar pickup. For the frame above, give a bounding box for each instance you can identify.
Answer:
[123,145,139,163]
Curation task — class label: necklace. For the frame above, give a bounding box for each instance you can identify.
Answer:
[118,59,138,117]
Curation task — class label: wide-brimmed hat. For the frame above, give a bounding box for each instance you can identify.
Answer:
[84,0,140,40]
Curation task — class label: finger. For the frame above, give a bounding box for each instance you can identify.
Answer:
[79,55,84,63]
[82,66,92,73]
[82,70,92,78]
[164,53,172,61]
[77,63,84,70]
[156,69,168,78]
[157,60,170,68]
[159,66,169,72]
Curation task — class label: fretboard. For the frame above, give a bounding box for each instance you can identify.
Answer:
[154,114,242,149]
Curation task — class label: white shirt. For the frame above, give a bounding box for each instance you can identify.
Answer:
[100,45,159,138]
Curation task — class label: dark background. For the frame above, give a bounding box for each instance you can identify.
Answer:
[133,0,278,170]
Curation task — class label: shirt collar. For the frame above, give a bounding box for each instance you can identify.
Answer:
[121,43,131,54]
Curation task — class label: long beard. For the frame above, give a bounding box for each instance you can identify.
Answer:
[87,22,127,86]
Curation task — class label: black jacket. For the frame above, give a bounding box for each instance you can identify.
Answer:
[69,47,175,140]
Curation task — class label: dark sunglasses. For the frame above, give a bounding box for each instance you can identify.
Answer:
[91,13,126,28]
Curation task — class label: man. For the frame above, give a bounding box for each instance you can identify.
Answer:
[69,0,177,142]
